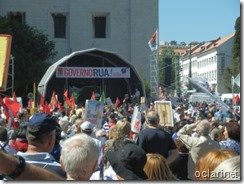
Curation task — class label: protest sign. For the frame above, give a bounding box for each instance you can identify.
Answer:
[131,106,141,133]
[83,100,104,128]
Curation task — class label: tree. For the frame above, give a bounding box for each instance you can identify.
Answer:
[222,16,240,92]
[179,42,186,46]
[0,16,57,105]
[170,40,177,46]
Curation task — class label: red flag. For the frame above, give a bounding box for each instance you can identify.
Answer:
[57,101,63,113]
[63,90,70,104]
[64,90,68,98]
[0,96,10,120]
[12,91,17,102]
[115,97,121,107]
[234,95,240,106]
[69,94,76,110]
[50,91,57,110]
[91,91,96,100]
[44,101,51,115]
[4,97,21,118]
[148,29,158,51]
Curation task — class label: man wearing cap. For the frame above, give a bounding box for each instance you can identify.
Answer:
[16,112,66,178]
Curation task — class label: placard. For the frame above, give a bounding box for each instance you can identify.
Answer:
[154,101,174,127]
[83,100,104,128]
[105,97,113,107]
[140,97,145,104]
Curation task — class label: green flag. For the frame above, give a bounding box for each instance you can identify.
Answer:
[99,91,106,103]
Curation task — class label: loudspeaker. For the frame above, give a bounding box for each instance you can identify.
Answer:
[164,57,172,87]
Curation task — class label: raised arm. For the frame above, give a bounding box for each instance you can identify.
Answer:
[0,151,64,180]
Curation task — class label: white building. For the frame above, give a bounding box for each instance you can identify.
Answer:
[0,0,158,83]
[180,33,234,95]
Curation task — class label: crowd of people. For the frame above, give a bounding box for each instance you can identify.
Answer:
[0,94,241,181]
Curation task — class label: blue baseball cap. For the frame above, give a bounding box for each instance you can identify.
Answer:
[27,113,57,136]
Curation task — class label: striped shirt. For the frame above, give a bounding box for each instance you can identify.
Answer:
[17,151,66,177]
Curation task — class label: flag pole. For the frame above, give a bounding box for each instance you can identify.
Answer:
[33,82,36,108]
[156,29,159,97]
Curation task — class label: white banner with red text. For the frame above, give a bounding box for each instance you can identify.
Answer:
[56,67,130,78]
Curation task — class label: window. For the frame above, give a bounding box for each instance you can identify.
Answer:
[93,16,106,38]
[52,13,66,38]
[8,12,25,24]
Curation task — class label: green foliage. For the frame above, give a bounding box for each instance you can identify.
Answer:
[223,16,240,92]
[143,78,151,98]
[0,16,57,101]
[233,16,240,60]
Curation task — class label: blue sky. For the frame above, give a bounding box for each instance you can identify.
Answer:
[159,0,240,44]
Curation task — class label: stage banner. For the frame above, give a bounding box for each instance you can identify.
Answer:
[56,67,130,78]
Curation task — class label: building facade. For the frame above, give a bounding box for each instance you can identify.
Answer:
[179,33,234,95]
[0,0,158,85]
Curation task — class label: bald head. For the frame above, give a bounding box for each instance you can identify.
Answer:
[146,110,160,125]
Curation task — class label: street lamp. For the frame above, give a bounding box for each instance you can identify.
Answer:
[188,43,192,90]
[231,76,234,106]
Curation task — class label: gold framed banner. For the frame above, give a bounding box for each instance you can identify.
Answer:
[154,101,174,127]
[0,34,12,91]
[140,97,145,104]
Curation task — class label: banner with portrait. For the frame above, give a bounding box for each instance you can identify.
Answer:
[154,101,174,127]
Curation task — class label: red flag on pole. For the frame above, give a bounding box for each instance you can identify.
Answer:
[91,91,96,100]
[50,91,57,110]
[0,96,10,120]
[44,101,51,115]
[115,97,121,107]
[69,94,76,110]
[12,91,17,102]
[234,94,240,106]
[4,97,21,118]
[148,29,158,52]
[57,101,63,113]
[64,90,68,99]
[63,90,70,104]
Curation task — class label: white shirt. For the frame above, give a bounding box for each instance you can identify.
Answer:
[90,165,118,180]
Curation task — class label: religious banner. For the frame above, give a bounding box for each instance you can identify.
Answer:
[56,67,130,78]
[154,101,174,127]
[83,100,104,128]
[140,97,145,104]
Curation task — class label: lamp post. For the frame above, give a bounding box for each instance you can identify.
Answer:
[188,43,192,90]
[231,76,234,107]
